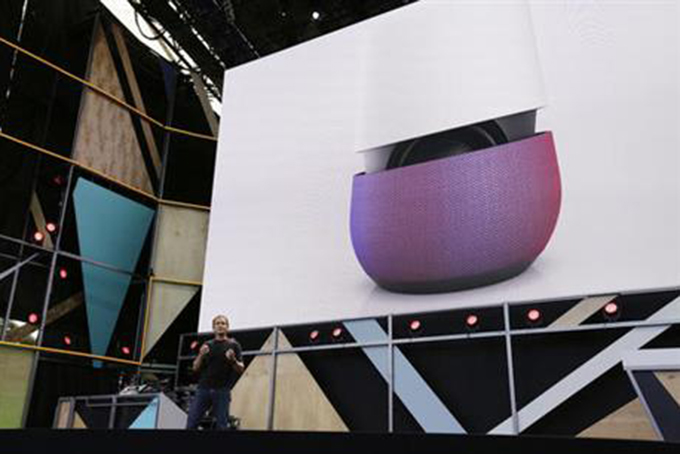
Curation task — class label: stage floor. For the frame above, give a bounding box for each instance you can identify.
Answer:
[2,429,678,454]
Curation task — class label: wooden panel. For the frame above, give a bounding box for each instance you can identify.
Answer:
[550,295,616,329]
[273,332,348,432]
[577,398,658,441]
[73,412,87,429]
[54,401,73,428]
[230,334,273,430]
[72,22,152,194]
[0,346,34,428]
[142,282,199,358]
[655,371,680,405]
[152,205,209,282]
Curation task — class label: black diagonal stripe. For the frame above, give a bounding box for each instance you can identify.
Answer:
[643,325,680,350]
[398,337,511,434]
[294,347,388,431]
[633,371,680,442]
[523,364,637,436]
[513,328,630,409]
[144,289,201,365]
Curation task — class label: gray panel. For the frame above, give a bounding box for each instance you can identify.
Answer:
[157,393,187,429]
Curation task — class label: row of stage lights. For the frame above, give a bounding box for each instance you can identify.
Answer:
[28,222,70,279]
[32,222,58,244]
[31,173,66,242]
[23,312,132,356]
[186,303,622,350]
[301,303,622,343]
[30,173,67,244]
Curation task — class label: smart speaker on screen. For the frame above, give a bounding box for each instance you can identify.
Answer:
[349,13,561,293]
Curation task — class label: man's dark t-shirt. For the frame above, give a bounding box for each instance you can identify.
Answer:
[197,338,243,389]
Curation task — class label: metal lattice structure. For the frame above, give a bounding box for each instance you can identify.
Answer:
[129,0,417,100]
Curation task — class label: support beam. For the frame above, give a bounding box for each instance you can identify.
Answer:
[0,253,39,283]
[110,23,162,177]
[5,293,83,343]
[29,193,53,249]
[190,71,219,137]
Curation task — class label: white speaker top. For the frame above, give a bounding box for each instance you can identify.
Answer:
[222,0,545,154]
[358,0,546,151]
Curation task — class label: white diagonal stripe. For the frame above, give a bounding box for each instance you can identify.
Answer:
[345,319,466,434]
[490,296,680,434]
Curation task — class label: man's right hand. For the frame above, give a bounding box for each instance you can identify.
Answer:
[199,343,210,356]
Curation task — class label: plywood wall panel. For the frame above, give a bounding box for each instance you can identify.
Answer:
[71,23,152,194]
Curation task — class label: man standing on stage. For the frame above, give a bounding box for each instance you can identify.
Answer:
[186,314,244,429]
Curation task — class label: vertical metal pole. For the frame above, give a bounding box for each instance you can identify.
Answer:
[157,63,178,200]
[51,398,62,428]
[0,0,29,129]
[133,280,149,364]
[266,326,279,430]
[174,333,186,390]
[1,267,20,340]
[1,151,44,341]
[154,393,161,429]
[138,58,178,370]
[388,314,394,433]
[66,397,76,428]
[36,164,74,345]
[503,302,520,435]
[108,395,117,429]
[64,397,76,429]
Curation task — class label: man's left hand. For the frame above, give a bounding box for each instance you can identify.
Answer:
[225,349,236,362]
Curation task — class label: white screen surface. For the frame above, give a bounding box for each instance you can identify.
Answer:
[200,0,680,331]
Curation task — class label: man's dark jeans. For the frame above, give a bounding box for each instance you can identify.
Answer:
[186,386,231,429]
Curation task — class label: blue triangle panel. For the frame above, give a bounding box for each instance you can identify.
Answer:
[73,178,155,357]
[81,264,134,357]
[130,397,159,429]
[73,178,155,272]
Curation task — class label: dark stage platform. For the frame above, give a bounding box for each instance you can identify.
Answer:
[2,429,677,454]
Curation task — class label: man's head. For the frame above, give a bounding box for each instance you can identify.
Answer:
[212,315,229,337]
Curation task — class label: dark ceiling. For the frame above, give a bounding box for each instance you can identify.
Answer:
[130,0,417,99]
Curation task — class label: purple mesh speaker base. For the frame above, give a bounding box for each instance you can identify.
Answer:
[350,132,561,294]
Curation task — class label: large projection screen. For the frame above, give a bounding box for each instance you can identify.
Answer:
[201,0,680,330]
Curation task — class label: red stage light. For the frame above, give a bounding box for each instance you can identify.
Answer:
[331,327,343,338]
[53,175,64,186]
[309,330,320,342]
[409,320,422,332]
[46,222,57,233]
[604,302,619,316]
[121,346,131,355]
[465,314,479,328]
[63,336,72,346]
[603,301,620,321]
[33,231,44,243]
[527,308,542,323]
[58,268,68,279]
[28,313,39,324]
[190,340,199,350]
